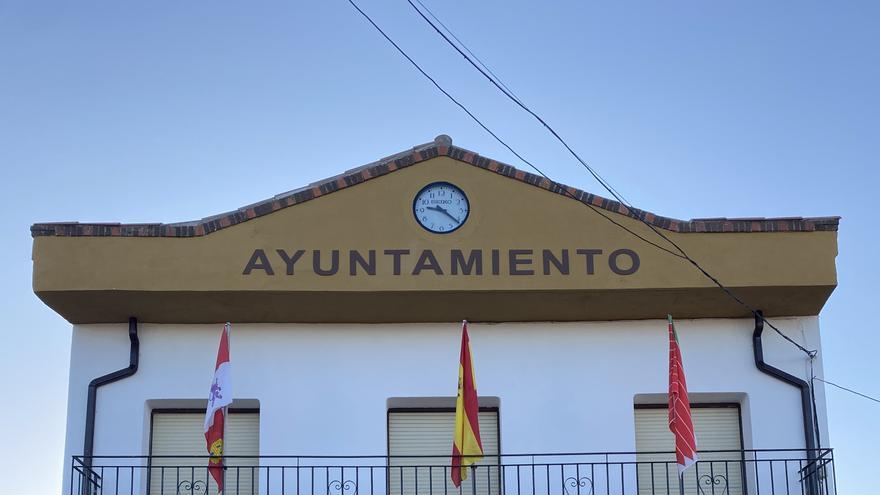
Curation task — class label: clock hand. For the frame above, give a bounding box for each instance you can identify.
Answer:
[436,206,461,224]
[444,211,461,224]
[426,205,460,224]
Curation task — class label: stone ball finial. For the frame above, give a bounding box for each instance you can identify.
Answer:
[434,134,453,146]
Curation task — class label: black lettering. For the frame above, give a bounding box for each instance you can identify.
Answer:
[349,250,376,276]
[384,249,410,275]
[451,249,483,275]
[609,248,640,275]
[576,249,603,275]
[276,249,305,275]
[509,249,535,275]
[412,249,444,275]
[542,249,569,275]
[313,249,339,276]
[491,249,500,275]
[243,249,275,275]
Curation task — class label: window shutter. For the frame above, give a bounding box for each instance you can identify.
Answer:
[388,410,499,495]
[149,411,259,495]
[635,406,743,495]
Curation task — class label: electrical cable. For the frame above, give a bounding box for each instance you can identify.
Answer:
[813,377,880,405]
[809,357,823,449]
[410,0,525,107]
[344,0,684,259]
[349,0,880,408]
[405,0,632,206]
[348,0,880,422]
[402,0,817,357]
[346,0,813,356]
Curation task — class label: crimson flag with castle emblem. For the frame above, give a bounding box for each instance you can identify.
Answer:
[205,323,233,491]
[667,315,698,473]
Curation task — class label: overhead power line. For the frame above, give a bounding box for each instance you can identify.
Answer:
[813,377,880,405]
[350,0,880,422]
[344,0,813,357]
[409,0,525,108]
[343,0,684,259]
[402,0,816,357]
[405,0,633,206]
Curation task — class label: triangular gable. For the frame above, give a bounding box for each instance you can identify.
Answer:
[31,135,837,238]
[31,136,839,324]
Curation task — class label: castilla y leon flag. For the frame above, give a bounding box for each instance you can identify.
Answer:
[451,320,483,487]
[205,323,233,491]
[667,315,698,473]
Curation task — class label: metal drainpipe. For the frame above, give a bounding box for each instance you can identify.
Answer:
[83,317,140,473]
[752,310,818,494]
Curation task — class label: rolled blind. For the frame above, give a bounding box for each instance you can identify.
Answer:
[635,407,743,495]
[149,411,260,495]
[388,410,499,495]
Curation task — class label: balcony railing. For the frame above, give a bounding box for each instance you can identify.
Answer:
[71,449,836,495]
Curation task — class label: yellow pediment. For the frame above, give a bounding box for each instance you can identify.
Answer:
[31,138,838,323]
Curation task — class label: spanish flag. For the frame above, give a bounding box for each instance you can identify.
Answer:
[451,320,483,487]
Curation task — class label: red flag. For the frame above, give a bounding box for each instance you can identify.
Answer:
[451,320,483,487]
[205,323,232,491]
[668,315,697,473]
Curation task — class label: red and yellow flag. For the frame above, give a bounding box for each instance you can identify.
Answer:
[667,315,698,473]
[451,320,483,487]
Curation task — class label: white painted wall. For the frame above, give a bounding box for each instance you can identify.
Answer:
[61,317,829,493]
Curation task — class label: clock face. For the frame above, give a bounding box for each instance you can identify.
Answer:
[413,182,470,234]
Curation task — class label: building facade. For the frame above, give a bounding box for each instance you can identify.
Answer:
[33,136,840,495]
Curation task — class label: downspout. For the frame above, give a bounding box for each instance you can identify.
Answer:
[83,317,139,471]
[752,311,818,494]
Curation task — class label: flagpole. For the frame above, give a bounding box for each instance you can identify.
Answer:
[223,322,230,494]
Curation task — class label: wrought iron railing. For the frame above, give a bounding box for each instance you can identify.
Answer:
[71,449,836,495]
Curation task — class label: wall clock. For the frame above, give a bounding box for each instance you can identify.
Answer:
[413,182,470,234]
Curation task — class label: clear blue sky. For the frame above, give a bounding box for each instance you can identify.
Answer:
[2,1,877,493]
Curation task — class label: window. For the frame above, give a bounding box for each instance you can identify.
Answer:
[149,410,260,495]
[388,408,500,495]
[634,404,744,495]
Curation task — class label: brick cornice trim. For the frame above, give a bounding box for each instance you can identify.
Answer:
[31,138,840,238]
